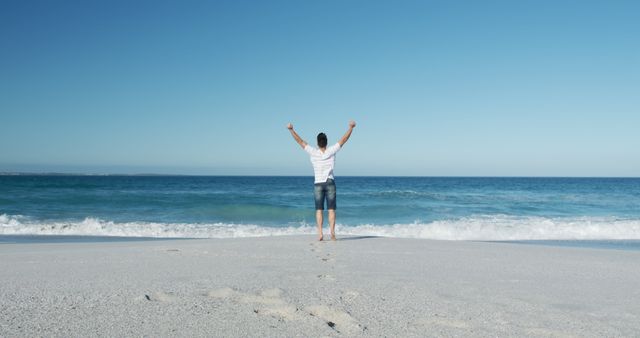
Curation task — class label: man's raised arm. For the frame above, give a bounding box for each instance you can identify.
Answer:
[338,120,356,147]
[287,123,307,149]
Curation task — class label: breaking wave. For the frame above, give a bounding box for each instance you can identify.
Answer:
[2,214,640,240]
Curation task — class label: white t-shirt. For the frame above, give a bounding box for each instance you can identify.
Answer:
[304,143,341,183]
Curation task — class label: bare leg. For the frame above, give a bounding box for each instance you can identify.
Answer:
[328,209,336,240]
[315,210,324,241]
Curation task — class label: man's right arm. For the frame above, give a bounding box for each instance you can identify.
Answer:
[287,123,307,149]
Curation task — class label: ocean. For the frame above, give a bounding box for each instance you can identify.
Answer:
[1,175,640,249]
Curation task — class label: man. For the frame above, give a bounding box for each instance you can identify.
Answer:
[287,121,356,241]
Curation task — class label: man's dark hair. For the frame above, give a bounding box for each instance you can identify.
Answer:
[317,132,328,148]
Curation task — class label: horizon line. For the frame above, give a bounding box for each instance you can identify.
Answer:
[1,172,638,179]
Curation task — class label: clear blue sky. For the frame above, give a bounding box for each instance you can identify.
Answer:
[1,0,638,176]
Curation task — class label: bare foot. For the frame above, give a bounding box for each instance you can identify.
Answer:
[318,235,324,241]
[330,233,337,241]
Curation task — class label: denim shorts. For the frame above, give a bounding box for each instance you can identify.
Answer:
[314,179,336,210]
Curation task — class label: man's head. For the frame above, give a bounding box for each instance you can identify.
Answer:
[317,132,328,148]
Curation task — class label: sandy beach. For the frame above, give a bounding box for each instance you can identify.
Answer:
[1,236,639,337]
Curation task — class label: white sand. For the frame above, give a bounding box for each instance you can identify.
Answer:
[1,236,639,337]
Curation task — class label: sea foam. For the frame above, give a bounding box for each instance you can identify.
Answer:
[2,214,640,241]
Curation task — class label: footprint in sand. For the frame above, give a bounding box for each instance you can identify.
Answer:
[306,305,365,334]
[207,287,366,333]
[143,291,177,302]
[207,287,237,298]
[208,287,301,321]
[310,242,337,262]
[309,242,323,251]
[413,315,470,331]
[340,290,360,303]
[316,274,336,281]
[320,254,335,263]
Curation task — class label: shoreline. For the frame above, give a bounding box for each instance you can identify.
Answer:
[2,236,639,336]
[2,234,640,251]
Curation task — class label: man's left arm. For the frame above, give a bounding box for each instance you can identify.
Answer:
[338,120,356,147]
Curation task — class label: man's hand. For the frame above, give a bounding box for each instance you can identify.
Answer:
[287,123,293,130]
[349,120,356,128]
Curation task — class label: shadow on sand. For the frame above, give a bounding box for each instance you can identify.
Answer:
[336,235,380,241]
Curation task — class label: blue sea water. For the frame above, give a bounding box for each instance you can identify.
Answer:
[1,176,640,248]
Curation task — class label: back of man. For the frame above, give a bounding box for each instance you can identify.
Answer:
[287,121,356,241]
[304,142,341,184]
